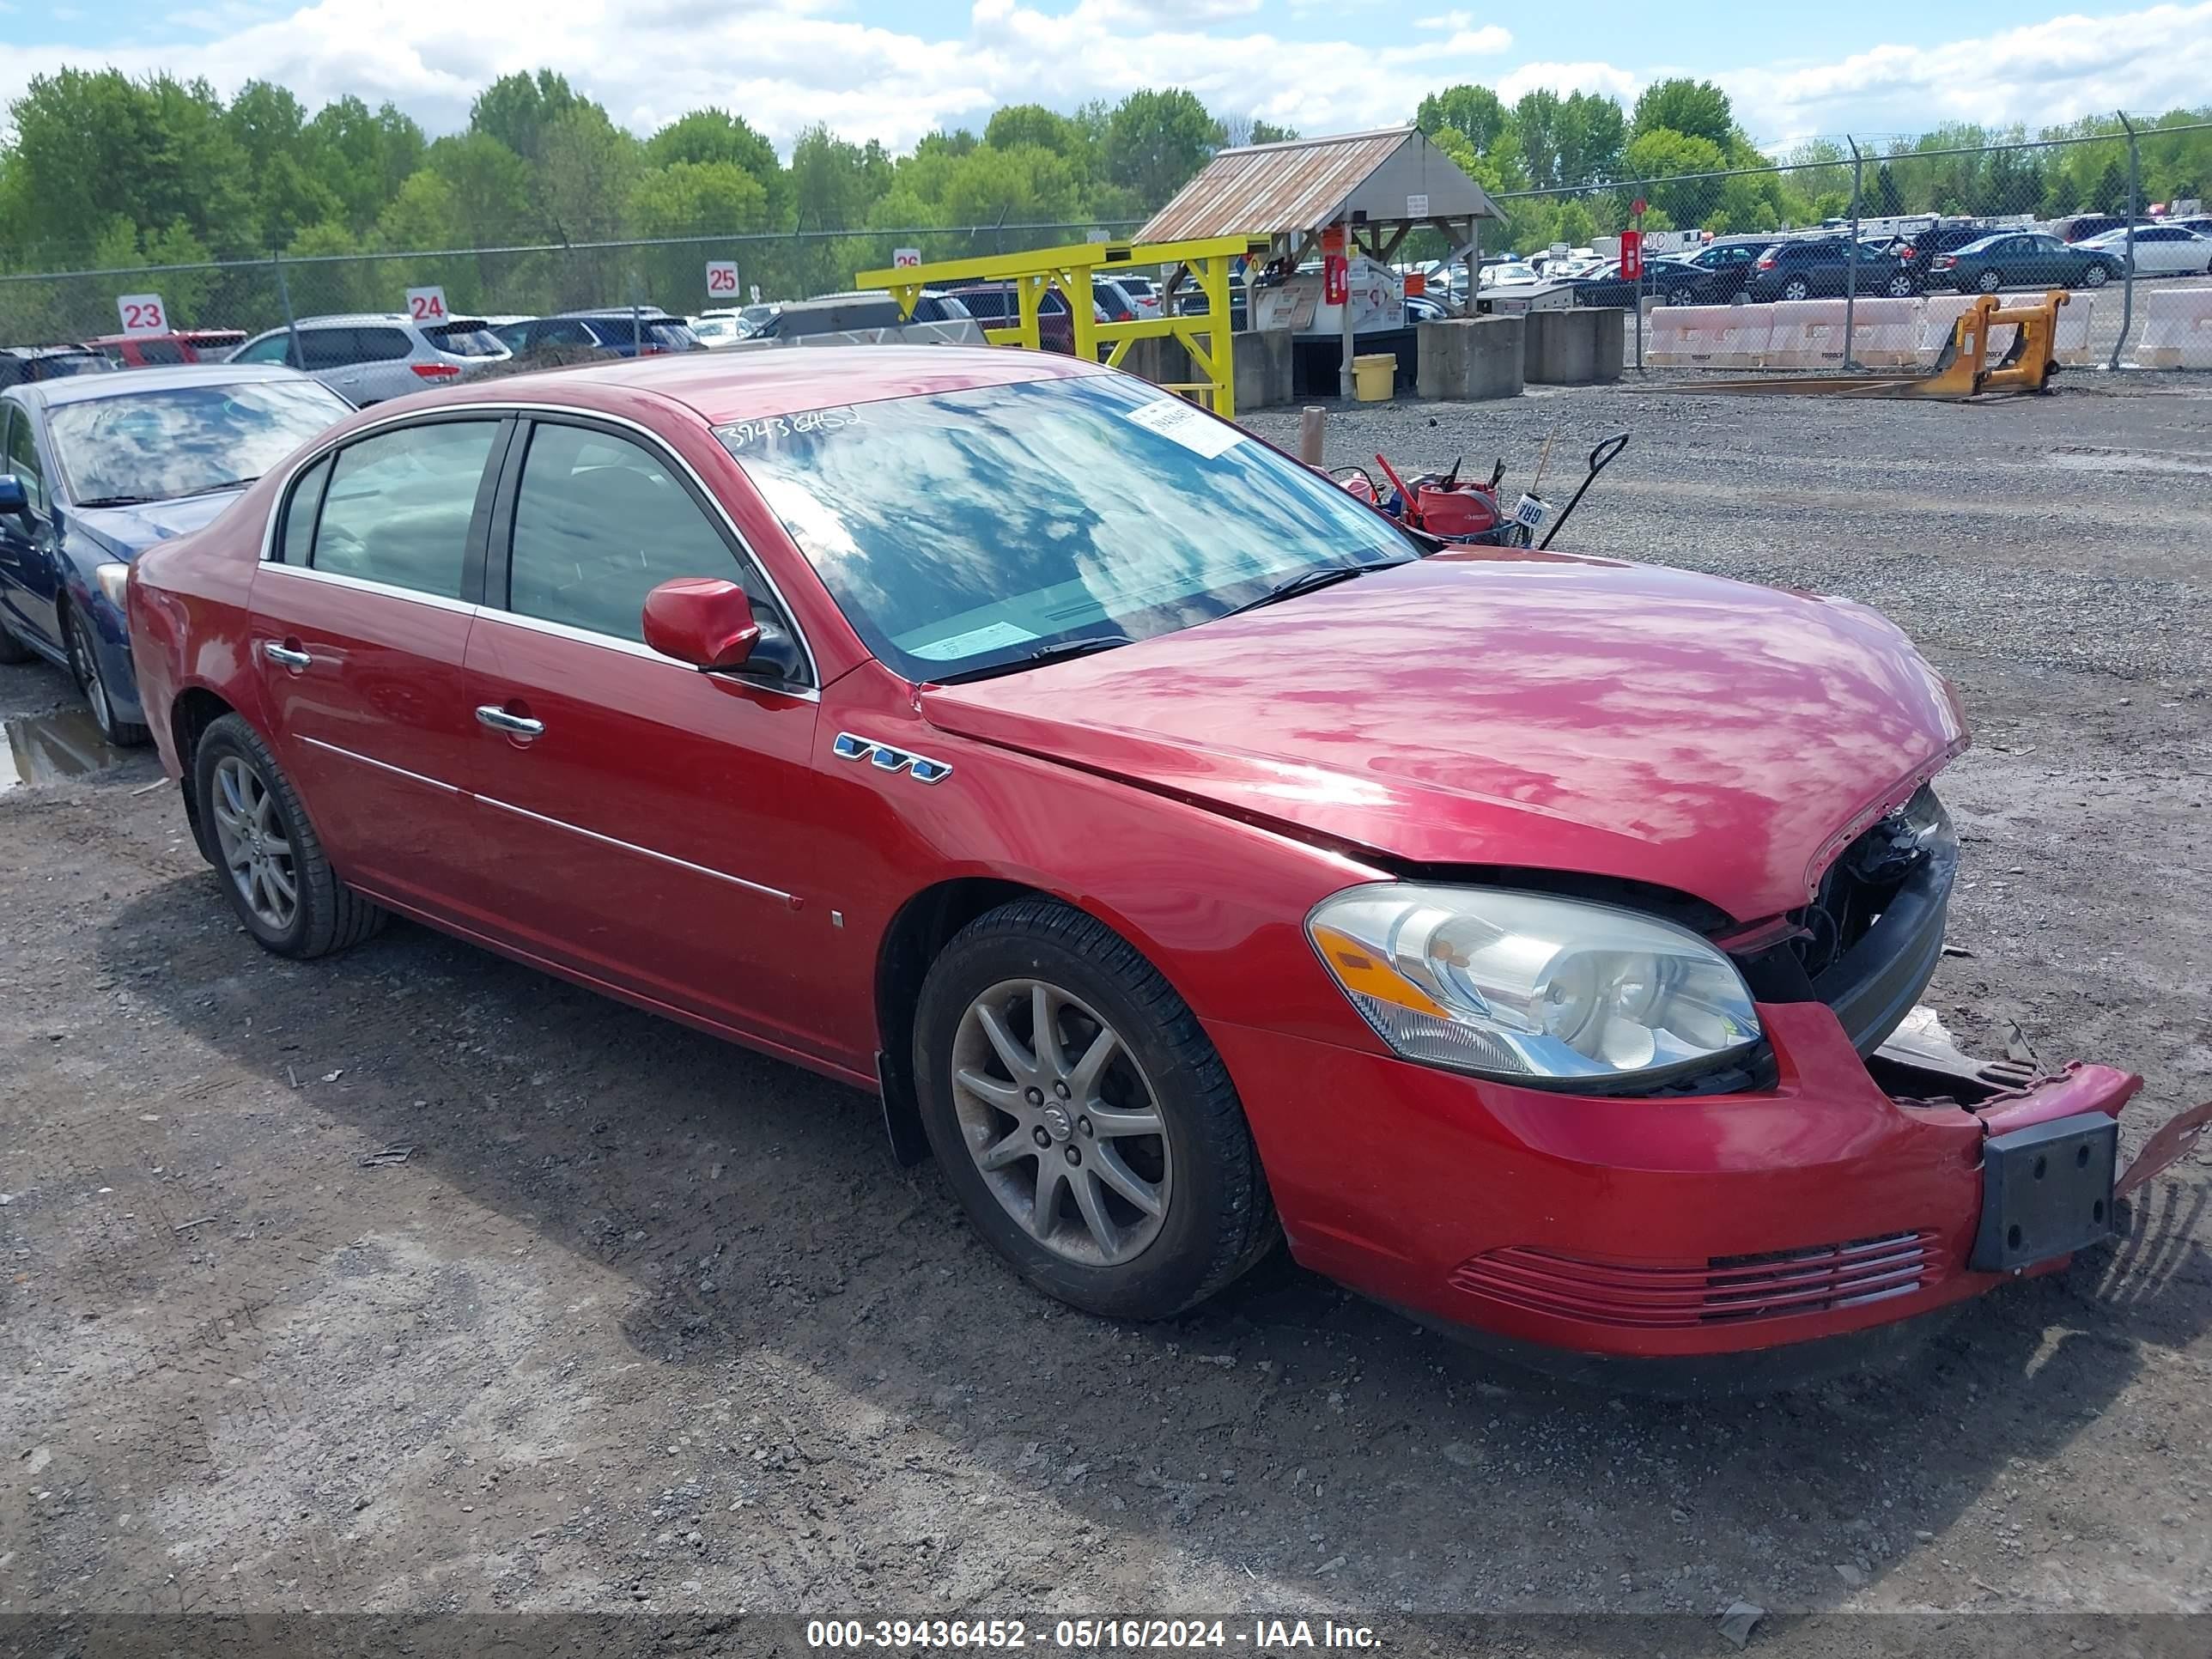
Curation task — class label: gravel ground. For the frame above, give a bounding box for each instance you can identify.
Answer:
[3,376,2211,1656]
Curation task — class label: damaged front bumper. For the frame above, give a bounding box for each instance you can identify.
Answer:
[1212,1000,2211,1382]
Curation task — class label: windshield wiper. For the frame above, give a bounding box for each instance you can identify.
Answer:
[72,495,151,508]
[934,634,1135,684]
[170,476,259,500]
[1223,557,1409,617]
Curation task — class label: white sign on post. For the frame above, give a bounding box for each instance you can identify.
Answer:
[117,293,168,337]
[404,286,449,325]
[1406,192,1431,219]
[891,247,923,270]
[750,284,761,304]
[706,260,740,300]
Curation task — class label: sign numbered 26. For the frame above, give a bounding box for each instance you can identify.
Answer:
[117,293,168,337]
[706,260,741,298]
[405,286,449,325]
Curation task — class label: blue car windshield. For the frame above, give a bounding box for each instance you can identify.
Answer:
[720,373,1412,682]
[49,380,353,507]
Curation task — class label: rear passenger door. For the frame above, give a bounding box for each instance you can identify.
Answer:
[461,415,833,1058]
[251,415,509,915]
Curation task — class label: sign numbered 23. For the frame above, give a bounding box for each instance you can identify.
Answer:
[117,293,168,337]
[405,286,449,325]
[706,260,741,298]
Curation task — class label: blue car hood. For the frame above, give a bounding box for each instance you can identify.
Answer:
[70,489,241,558]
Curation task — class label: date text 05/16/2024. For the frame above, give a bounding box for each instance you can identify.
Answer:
[804,1619,1382,1650]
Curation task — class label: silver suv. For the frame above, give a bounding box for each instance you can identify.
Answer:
[228,313,508,404]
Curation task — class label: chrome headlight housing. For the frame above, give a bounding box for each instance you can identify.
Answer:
[94,562,131,608]
[1307,883,1761,1089]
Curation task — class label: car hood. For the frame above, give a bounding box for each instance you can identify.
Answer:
[69,490,241,557]
[919,549,1969,922]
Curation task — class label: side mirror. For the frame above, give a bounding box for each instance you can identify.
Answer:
[0,474,26,516]
[641,576,762,673]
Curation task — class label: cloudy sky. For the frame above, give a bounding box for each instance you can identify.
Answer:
[3,0,2209,153]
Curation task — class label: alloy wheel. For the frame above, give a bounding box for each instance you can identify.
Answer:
[68,613,112,735]
[210,754,299,933]
[950,977,1172,1267]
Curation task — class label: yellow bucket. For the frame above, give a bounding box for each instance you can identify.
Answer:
[1352,353,1396,402]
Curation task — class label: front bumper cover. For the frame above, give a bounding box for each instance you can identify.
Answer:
[1212,1000,2209,1370]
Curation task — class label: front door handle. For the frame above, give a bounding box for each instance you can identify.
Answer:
[475,704,544,740]
[263,641,313,671]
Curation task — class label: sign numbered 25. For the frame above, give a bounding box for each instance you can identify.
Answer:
[405,286,449,324]
[706,260,740,298]
[117,293,168,337]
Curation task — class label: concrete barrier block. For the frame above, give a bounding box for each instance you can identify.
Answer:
[1231,329,1293,410]
[1414,316,1524,401]
[1524,308,1615,384]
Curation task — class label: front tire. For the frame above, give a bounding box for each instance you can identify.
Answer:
[1885,272,1916,298]
[913,899,1277,1321]
[2082,264,2111,289]
[191,713,386,959]
[67,609,149,746]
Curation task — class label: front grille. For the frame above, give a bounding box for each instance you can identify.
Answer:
[1449,1231,1942,1328]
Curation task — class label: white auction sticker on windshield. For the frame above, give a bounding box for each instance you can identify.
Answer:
[908,619,1041,660]
[1125,394,1243,459]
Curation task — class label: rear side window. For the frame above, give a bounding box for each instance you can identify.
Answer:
[355,328,413,362]
[297,329,360,372]
[310,421,499,599]
[280,455,333,565]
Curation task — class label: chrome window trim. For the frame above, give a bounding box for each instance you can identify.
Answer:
[477,793,793,902]
[256,400,822,691]
[468,606,819,704]
[257,560,483,619]
[296,734,465,793]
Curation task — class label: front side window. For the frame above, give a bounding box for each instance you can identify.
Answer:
[721,374,1412,684]
[310,421,499,599]
[507,424,733,639]
[4,406,46,515]
[48,380,354,507]
[232,333,295,367]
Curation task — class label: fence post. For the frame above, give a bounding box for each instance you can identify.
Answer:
[2111,112,2140,371]
[273,250,301,366]
[1844,137,1863,372]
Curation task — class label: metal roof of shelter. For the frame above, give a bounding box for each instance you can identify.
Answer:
[1136,125,1503,244]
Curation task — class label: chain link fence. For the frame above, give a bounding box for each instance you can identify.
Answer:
[1452,121,2212,373]
[0,220,1145,348]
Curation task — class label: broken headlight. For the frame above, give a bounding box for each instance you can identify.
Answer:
[1307,884,1761,1089]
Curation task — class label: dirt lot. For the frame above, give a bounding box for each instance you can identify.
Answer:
[3,376,2210,1654]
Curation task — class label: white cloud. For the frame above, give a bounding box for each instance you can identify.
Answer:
[0,0,2205,159]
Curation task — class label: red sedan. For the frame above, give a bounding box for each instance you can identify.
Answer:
[126,349,2207,1383]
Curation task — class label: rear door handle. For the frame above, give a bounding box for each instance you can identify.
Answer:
[475,705,544,740]
[263,641,313,670]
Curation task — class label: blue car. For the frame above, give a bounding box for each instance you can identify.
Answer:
[0,363,353,744]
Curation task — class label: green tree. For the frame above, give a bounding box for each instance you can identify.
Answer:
[645,108,787,223]
[1417,85,1508,155]
[1631,78,1735,149]
[469,70,584,165]
[1104,89,1223,210]
[1556,92,1627,185]
[1622,128,1728,226]
[1874,162,1905,218]
[301,96,426,236]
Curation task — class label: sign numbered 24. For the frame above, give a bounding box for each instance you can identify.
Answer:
[117,293,168,337]
[405,286,449,325]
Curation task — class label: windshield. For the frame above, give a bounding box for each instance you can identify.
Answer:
[421,321,506,358]
[49,379,352,507]
[720,374,1413,683]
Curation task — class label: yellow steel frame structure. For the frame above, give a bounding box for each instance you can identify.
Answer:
[854,235,1268,418]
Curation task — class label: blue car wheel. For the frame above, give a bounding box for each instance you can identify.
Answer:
[66,605,149,746]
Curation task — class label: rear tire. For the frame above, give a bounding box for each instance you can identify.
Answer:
[913,898,1278,1321]
[1781,277,1811,302]
[1977,269,2003,294]
[0,622,32,664]
[191,713,387,959]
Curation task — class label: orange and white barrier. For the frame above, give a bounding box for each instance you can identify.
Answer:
[1644,303,1773,368]
[1760,299,1850,369]
[2128,286,2212,368]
